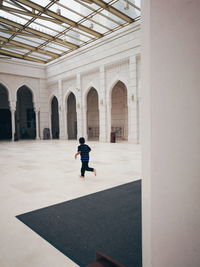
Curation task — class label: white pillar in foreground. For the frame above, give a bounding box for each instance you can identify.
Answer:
[141,1,200,267]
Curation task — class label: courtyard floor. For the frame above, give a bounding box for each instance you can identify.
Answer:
[0,140,141,267]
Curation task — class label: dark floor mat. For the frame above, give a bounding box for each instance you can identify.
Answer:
[16,180,142,267]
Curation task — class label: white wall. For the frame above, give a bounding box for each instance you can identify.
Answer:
[141,0,200,266]
[46,23,140,82]
[0,60,47,139]
[46,23,141,142]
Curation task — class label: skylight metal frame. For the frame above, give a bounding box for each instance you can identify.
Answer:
[0,0,140,63]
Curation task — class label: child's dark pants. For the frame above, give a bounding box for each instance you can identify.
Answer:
[81,161,94,177]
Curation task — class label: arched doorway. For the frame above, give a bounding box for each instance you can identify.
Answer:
[16,86,36,140]
[0,84,12,140]
[51,96,60,139]
[87,87,99,140]
[67,92,77,140]
[111,81,128,141]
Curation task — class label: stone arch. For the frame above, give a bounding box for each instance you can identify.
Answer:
[109,78,127,100]
[86,87,99,140]
[0,81,11,102]
[0,83,12,140]
[66,91,77,140]
[111,80,128,141]
[51,95,60,139]
[15,83,36,104]
[15,85,36,140]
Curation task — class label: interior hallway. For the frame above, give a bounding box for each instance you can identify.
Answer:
[0,140,141,267]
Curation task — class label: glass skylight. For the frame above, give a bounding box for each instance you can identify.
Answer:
[0,0,141,63]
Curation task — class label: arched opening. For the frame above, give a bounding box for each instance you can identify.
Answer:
[16,86,36,140]
[87,87,99,140]
[111,81,128,141]
[0,84,12,140]
[51,96,60,139]
[67,92,77,140]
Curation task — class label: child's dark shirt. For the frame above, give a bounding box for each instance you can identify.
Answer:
[78,144,91,162]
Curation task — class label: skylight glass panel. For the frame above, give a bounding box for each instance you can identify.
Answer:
[49,5,82,22]
[0,31,12,39]
[45,43,67,52]
[2,47,27,55]
[29,20,63,36]
[80,20,107,34]
[91,12,120,28]
[33,0,50,7]
[13,35,45,46]
[30,51,51,60]
[0,10,28,25]
[42,45,63,54]
[100,9,125,24]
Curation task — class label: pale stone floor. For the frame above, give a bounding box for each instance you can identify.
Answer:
[0,140,141,267]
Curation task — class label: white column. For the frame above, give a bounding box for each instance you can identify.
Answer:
[63,86,67,140]
[33,102,40,140]
[106,91,111,143]
[49,103,52,139]
[10,107,16,141]
[63,98,68,140]
[58,79,65,139]
[80,75,88,140]
[82,102,88,140]
[76,74,83,139]
[38,79,49,138]
[128,55,138,143]
[9,101,16,141]
[35,108,40,140]
[99,66,107,142]
[141,1,200,267]
[11,110,15,141]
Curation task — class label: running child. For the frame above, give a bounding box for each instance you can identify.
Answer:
[75,137,96,178]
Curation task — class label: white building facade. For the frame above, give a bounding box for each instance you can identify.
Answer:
[0,22,141,143]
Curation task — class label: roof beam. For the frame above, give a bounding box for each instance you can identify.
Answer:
[57,2,112,31]
[0,36,59,58]
[16,0,103,38]
[75,0,121,26]
[89,0,134,23]
[0,49,46,63]
[0,17,79,50]
[127,0,141,11]
[9,0,30,12]
[1,6,63,25]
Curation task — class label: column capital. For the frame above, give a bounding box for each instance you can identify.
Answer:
[129,54,137,63]
[34,105,40,113]
[33,101,40,113]
[58,79,62,88]
[9,101,16,112]
[100,65,105,73]
[76,73,81,79]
